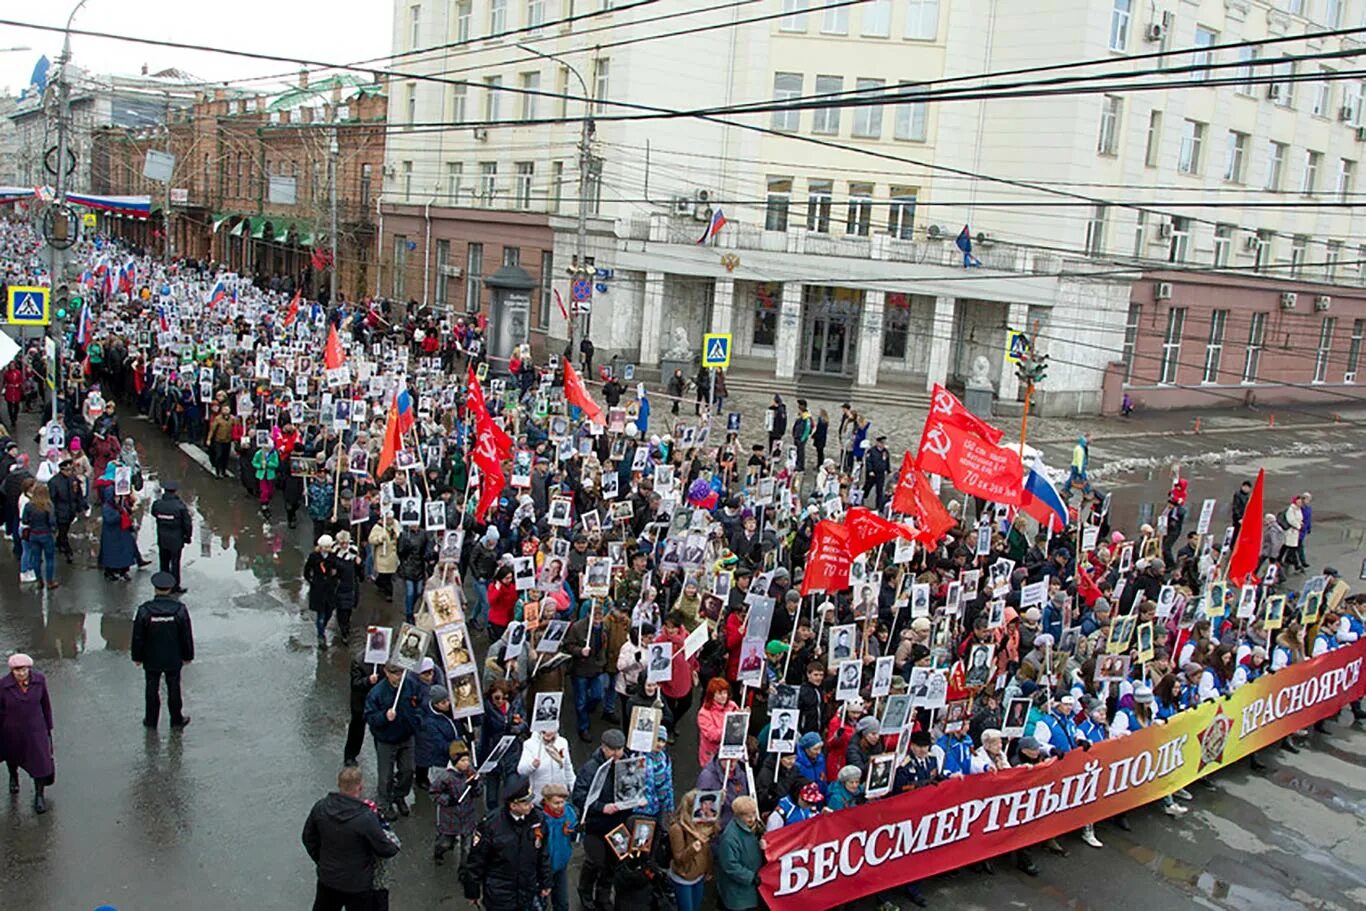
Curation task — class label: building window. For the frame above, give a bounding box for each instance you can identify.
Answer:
[452,84,467,123]
[1313,68,1333,116]
[1224,131,1247,183]
[812,75,842,134]
[402,160,413,201]
[1265,141,1286,191]
[1272,57,1296,107]
[752,283,780,347]
[779,0,809,31]
[1235,46,1258,95]
[484,76,503,121]
[1144,109,1162,167]
[882,292,911,358]
[905,0,939,40]
[1084,204,1107,256]
[1314,317,1337,383]
[515,162,534,209]
[1169,216,1190,263]
[479,161,497,205]
[539,250,554,326]
[1325,0,1343,27]
[1243,311,1265,383]
[435,239,450,307]
[593,58,610,114]
[446,162,464,204]
[405,83,417,128]
[888,187,918,239]
[456,1,472,41]
[1213,223,1233,267]
[1254,229,1273,272]
[1193,27,1217,80]
[894,84,928,140]
[1202,309,1227,383]
[503,246,520,267]
[360,163,373,204]
[1290,235,1309,276]
[551,161,564,212]
[490,0,507,33]
[862,0,891,37]
[1177,119,1205,174]
[393,234,408,298]
[1097,95,1122,155]
[772,72,803,132]
[1132,210,1146,257]
[1159,307,1185,385]
[466,242,484,312]
[853,78,885,137]
[520,72,540,121]
[528,0,547,29]
[846,183,873,236]
[822,3,849,33]
[1326,239,1342,280]
[806,179,833,233]
[1347,319,1363,381]
[410,4,421,47]
[1338,158,1355,201]
[1109,0,1131,51]
[1302,150,1322,195]
[1122,302,1141,383]
[766,177,792,231]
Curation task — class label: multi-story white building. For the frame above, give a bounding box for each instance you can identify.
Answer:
[381,0,1366,414]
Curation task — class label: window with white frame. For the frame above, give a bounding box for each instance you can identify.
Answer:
[863,0,892,36]
[1288,0,1305,14]
[853,78,885,137]
[1203,309,1227,383]
[1144,109,1162,166]
[1325,0,1343,27]
[1265,141,1286,190]
[435,240,449,307]
[846,183,873,236]
[806,179,833,233]
[527,0,547,30]
[780,0,809,31]
[405,82,417,127]
[1193,27,1217,80]
[520,72,540,121]
[1084,204,1107,256]
[1272,57,1296,106]
[1314,316,1337,383]
[484,76,503,122]
[1243,311,1265,383]
[1132,210,1146,257]
[1177,120,1205,174]
[490,0,507,33]
[1313,68,1334,116]
[452,84,467,124]
[822,3,849,33]
[1255,229,1274,271]
[393,235,408,298]
[812,75,843,134]
[551,161,563,212]
[1327,239,1342,279]
[479,161,497,205]
[766,177,792,231]
[1213,224,1233,267]
[446,162,464,204]
[1303,150,1322,195]
[1159,306,1185,385]
[894,84,928,140]
[1291,236,1308,276]
[410,4,421,47]
[888,186,918,239]
[905,0,939,40]
[1235,46,1258,95]
[593,59,610,114]
[1224,131,1247,182]
[539,251,554,326]
[1169,216,1190,262]
[456,2,472,41]
[466,242,483,312]
[1338,158,1355,201]
[1347,319,1363,380]
[515,162,534,209]
[1110,0,1131,51]
[772,73,803,132]
[402,160,413,200]
[1097,95,1122,155]
[1122,302,1141,383]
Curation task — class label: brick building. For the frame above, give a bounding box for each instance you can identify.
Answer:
[91,74,387,302]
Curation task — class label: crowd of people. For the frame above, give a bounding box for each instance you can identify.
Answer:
[2,220,1364,911]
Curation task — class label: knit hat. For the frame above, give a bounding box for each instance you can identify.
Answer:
[798,732,822,753]
[429,685,450,705]
[1019,736,1042,752]
[419,657,436,674]
[855,716,881,738]
[7,653,33,669]
[799,781,824,804]
[1133,684,1155,704]
[601,729,626,750]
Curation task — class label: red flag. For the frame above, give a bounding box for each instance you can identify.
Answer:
[843,507,914,557]
[1076,564,1104,608]
[918,418,1023,506]
[929,383,1005,444]
[892,456,957,547]
[553,288,570,322]
[471,418,507,521]
[323,324,346,371]
[562,360,604,426]
[891,451,920,515]
[800,521,853,597]
[281,290,301,327]
[466,367,512,455]
[1227,468,1264,587]
[376,397,403,478]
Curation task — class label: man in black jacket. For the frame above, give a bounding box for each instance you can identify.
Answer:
[863,435,891,511]
[151,479,193,593]
[131,573,195,729]
[48,458,82,562]
[572,730,629,911]
[302,766,400,910]
[461,773,552,911]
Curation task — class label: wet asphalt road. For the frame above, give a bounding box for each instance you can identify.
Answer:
[1,417,1363,911]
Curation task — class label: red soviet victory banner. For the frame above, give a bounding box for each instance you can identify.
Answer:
[930,383,1004,443]
[843,507,914,557]
[891,453,957,546]
[562,360,605,426]
[800,520,853,596]
[921,418,1024,506]
[760,641,1366,910]
[471,417,506,521]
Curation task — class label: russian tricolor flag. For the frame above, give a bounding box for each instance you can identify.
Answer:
[394,384,415,435]
[1020,462,1068,531]
[697,207,727,245]
[206,278,228,308]
[75,300,90,346]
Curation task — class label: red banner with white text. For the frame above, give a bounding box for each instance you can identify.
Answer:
[759,642,1366,909]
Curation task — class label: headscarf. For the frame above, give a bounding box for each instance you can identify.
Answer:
[119,437,141,469]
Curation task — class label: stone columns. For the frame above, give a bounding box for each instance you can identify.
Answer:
[925,295,956,392]
[774,282,803,380]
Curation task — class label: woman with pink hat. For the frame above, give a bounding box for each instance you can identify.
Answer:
[0,653,55,813]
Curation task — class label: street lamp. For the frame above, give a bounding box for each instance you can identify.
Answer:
[515,43,595,360]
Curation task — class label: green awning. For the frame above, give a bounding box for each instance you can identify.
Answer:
[274,223,292,243]
[297,229,314,247]
[250,218,266,240]
[212,213,233,233]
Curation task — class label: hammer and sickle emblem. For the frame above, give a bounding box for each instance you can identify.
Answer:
[922,426,951,459]
[932,390,954,416]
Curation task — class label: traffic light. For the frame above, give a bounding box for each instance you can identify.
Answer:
[53,284,69,321]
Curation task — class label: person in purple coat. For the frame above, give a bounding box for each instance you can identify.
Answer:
[1,653,55,813]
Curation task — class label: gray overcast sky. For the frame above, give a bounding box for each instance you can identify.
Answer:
[0,1,390,95]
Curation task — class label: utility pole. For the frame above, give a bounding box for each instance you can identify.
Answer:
[329,118,339,304]
[163,92,173,266]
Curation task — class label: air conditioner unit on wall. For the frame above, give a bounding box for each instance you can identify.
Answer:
[1157,221,1173,240]
[673,196,692,215]
[1314,295,1331,311]
[1145,22,1165,41]
[472,127,488,141]
[1280,292,1298,310]
[1154,281,1173,300]
[439,264,463,279]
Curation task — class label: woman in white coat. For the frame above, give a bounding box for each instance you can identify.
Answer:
[1278,496,1304,572]
[516,727,576,805]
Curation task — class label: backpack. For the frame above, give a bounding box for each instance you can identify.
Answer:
[1276,511,1291,530]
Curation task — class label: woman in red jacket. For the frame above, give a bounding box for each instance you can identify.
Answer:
[696,677,739,767]
[485,565,519,643]
[3,360,23,429]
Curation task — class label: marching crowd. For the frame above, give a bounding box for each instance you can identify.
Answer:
[2,221,1364,911]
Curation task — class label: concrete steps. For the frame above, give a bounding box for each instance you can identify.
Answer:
[722,364,932,413]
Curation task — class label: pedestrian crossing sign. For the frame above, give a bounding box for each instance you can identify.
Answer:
[6,286,49,326]
[702,333,731,368]
[1005,329,1031,363]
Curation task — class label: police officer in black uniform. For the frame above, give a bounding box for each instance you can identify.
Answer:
[151,480,192,594]
[131,572,195,729]
[461,773,552,911]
